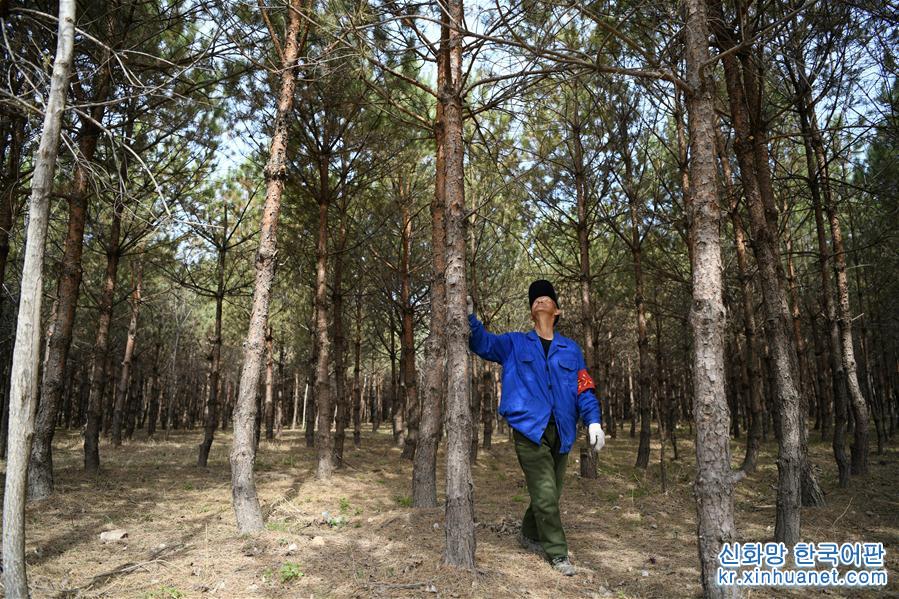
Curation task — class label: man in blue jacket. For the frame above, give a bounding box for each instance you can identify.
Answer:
[468,279,604,576]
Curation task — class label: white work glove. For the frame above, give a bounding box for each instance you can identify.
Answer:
[467,294,474,315]
[588,423,605,453]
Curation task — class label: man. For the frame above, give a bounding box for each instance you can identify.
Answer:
[468,279,604,576]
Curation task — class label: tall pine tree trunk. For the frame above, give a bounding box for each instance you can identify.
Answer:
[83,198,124,473]
[333,214,349,465]
[626,172,651,469]
[825,181,869,475]
[790,85,871,475]
[795,83,850,481]
[27,61,109,498]
[264,327,276,440]
[229,0,304,533]
[313,152,334,478]
[198,217,226,466]
[847,205,884,453]
[2,1,74,592]
[389,309,403,445]
[710,14,807,542]
[616,116,652,468]
[715,128,763,473]
[400,202,419,460]
[442,0,476,568]
[413,32,448,505]
[741,56,824,508]
[683,0,739,594]
[572,83,598,478]
[111,261,143,446]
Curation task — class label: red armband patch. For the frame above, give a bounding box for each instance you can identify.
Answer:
[577,369,595,394]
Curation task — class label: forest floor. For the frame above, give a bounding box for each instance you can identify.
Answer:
[6,423,898,598]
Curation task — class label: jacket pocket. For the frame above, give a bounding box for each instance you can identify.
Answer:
[518,353,538,383]
[558,359,577,394]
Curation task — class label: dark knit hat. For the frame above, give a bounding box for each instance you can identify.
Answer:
[528,279,558,309]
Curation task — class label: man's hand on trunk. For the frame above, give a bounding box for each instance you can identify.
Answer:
[467,295,474,316]
[588,423,605,453]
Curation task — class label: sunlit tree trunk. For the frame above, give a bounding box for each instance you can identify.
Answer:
[684,0,739,594]
[413,30,448,505]
[710,9,809,540]
[740,55,824,508]
[2,1,74,592]
[442,0,476,568]
[789,78,870,475]
[111,261,143,446]
[229,0,305,533]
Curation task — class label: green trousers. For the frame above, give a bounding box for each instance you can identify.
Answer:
[513,422,568,560]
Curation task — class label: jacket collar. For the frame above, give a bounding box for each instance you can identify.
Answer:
[526,330,568,348]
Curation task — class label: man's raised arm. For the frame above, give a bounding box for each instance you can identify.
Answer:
[467,309,513,364]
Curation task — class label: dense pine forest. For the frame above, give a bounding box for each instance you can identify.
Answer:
[0,0,896,597]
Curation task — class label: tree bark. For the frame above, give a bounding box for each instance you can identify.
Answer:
[441,0,476,568]
[111,261,143,446]
[389,308,403,445]
[229,0,304,533]
[333,213,349,465]
[0,98,24,308]
[400,203,419,460]
[710,12,804,544]
[413,35,448,505]
[2,1,74,593]
[825,185,869,475]
[622,137,652,470]
[304,333,317,447]
[741,55,825,508]
[784,233,825,506]
[847,204,884,454]
[263,326,275,440]
[83,197,124,473]
[787,79,871,475]
[27,62,110,499]
[313,150,334,478]
[683,0,739,595]
[714,128,763,473]
[572,82,598,478]
[198,212,226,466]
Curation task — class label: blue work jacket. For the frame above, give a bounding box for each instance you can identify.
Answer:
[468,314,601,454]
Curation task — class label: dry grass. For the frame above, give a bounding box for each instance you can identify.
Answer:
[3,424,896,598]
